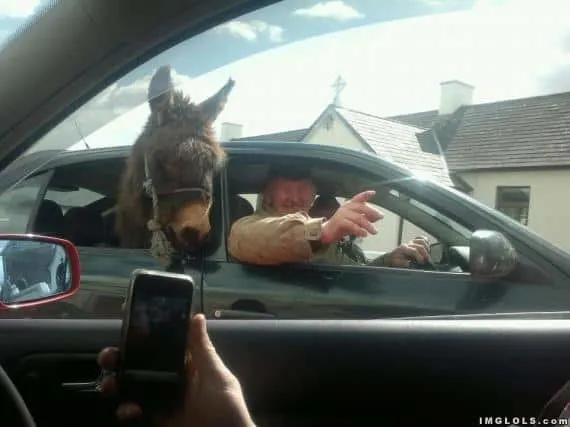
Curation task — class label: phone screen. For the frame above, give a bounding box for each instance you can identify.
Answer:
[121,271,194,375]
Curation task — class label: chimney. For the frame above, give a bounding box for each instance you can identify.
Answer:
[439,80,474,115]
[220,122,243,141]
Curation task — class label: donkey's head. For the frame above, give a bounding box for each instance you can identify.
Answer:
[141,65,234,254]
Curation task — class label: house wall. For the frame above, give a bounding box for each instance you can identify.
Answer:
[304,113,434,254]
[458,169,570,252]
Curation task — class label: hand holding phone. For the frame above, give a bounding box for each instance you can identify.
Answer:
[117,269,195,411]
[98,313,256,427]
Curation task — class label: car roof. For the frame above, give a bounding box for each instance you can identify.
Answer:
[0,141,432,197]
[7,141,395,174]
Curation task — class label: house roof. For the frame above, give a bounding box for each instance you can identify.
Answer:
[231,128,309,142]
[332,107,451,185]
[388,91,570,171]
[231,105,452,186]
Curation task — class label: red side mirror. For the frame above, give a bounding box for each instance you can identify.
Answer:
[0,234,80,310]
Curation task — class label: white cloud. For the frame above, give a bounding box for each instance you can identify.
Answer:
[0,0,41,18]
[29,70,195,153]
[293,1,364,21]
[29,0,570,153]
[423,0,444,7]
[216,20,284,43]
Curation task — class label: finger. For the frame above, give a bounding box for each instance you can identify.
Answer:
[341,210,377,235]
[97,347,119,370]
[345,202,384,222]
[409,243,430,262]
[350,190,376,203]
[98,373,117,398]
[116,403,142,421]
[398,244,426,263]
[412,237,430,251]
[339,218,369,238]
[189,313,227,376]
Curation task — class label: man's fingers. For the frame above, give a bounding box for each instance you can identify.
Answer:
[411,236,430,251]
[397,244,428,263]
[339,218,368,238]
[408,243,430,262]
[350,190,376,204]
[97,347,119,370]
[345,202,384,223]
[342,210,377,235]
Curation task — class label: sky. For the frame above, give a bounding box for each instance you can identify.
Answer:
[2,0,570,153]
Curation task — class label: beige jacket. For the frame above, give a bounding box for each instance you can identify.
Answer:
[228,208,390,267]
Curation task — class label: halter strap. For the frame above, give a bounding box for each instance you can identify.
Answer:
[142,154,176,266]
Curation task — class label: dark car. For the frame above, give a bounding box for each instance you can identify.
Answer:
[0,141,569,319]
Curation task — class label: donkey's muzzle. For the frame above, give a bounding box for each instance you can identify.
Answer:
[178,226,211,252]
[181,226,201,244]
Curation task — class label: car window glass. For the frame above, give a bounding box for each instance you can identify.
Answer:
[335,196,438,258]
[387,189,472,238]
[44,186,105,215]
[228,157,468,270]
[0,172,50,233]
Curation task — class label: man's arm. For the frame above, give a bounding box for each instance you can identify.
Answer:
[366,253,391,267]
[228,213,326,265]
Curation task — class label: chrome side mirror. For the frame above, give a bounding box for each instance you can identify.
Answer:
[469,230,517,279]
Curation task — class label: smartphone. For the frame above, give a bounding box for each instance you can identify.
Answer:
[117,268,195,408]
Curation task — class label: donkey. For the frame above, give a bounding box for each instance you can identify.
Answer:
[115,65,235,265]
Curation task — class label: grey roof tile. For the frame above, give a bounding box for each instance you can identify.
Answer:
[335,107,452,185]
[388,91,570,171]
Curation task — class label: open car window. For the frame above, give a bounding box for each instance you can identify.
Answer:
[225,155,472,270]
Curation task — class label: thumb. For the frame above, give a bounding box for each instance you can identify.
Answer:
[188,313,227,376]
[350,190,376,203]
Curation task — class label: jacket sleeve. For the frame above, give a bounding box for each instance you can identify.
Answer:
[228,213,326,265]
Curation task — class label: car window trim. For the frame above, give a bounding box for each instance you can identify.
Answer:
[23,168,55,233]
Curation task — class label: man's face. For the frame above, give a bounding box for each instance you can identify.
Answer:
[269,178,316,215]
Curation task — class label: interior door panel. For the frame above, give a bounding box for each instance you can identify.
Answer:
[2,318,570,426]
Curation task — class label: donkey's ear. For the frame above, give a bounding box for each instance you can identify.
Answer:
[148,65,174,124]
[197,78,235,125]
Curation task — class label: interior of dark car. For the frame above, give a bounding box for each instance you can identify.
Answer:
[3,1,570,427]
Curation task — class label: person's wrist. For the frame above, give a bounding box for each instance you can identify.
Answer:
[320,221,334,245]
[304,217,328,249]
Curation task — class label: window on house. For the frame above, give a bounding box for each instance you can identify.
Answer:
[495,186,530,226]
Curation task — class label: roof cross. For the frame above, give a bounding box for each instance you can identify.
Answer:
[331,75,346,107]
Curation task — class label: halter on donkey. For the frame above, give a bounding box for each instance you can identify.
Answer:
[115,65,235,268]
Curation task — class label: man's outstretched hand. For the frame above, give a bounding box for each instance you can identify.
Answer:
[97,313,255,427]
[321,190,384,245]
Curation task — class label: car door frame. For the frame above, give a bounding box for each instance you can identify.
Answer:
[202,146,570,319]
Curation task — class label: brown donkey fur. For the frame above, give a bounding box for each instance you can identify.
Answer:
[115,65,235,257]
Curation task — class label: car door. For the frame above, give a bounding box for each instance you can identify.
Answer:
[0,154,219,319]
[202,151,570,320]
